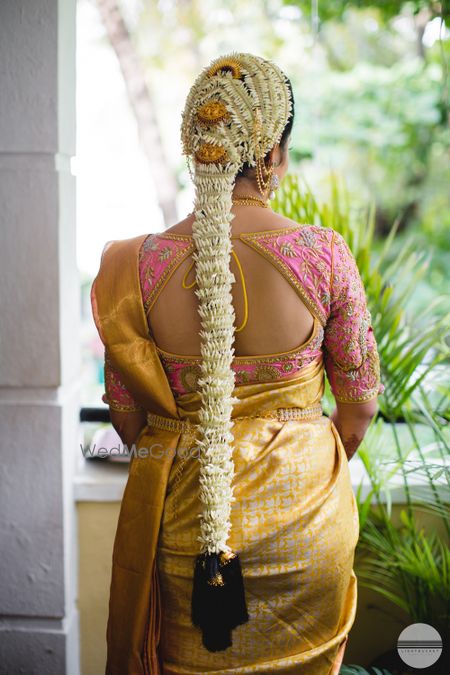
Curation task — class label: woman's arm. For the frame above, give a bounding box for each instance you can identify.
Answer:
[102,350,147,451]
[331,396,378,461]
[323,230,384,461]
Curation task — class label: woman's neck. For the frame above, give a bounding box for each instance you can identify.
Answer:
[232,178,268,201]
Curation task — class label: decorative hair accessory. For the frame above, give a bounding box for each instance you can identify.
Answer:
[196,100,230,126]
[194,143,228,164]
[180,52,293,652]
[206,56,242,79]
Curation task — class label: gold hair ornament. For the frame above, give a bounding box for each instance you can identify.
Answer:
[194,143,228,164]
[207,57,242,79]
[252,108,275,198]
[196,100,230,126]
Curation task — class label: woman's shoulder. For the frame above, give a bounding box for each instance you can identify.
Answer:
[159,212,335,240]
[138,229,194,265]
[259,214,335,247]
[159,213,196,237]
[96,234,150,271]
[140,214,342,250]
[278,221,355,256]
[275,214,333,234]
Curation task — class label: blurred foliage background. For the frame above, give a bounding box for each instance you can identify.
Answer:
[90,0,449,320]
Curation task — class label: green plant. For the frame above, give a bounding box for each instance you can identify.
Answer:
[340,666,393,675]
[274,173,450,638]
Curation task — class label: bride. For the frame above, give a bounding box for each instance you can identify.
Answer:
[91,52,384,674]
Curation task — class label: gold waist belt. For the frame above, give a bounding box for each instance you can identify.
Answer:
[146,404,323,435]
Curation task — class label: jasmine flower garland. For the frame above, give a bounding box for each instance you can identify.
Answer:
[180,52,293,652]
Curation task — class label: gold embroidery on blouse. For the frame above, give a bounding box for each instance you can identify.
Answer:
[235,370,252,384]
[330,230,336,300]
[155,232,194,241]
[142,228,382,401]
[332,349,382,403]
[158,246,174,262]
[255,364,281,381]
[179,364,202,392]
[238,230,328,326]
[103,350,144,412]
[104,397,144,413]
[278,240,297,257]
[143,264,156,289]
[139,234,159,256]
[160,226,307,240]
[142,235,195,313]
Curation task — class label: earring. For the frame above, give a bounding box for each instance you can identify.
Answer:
[268,172,280,200]
[255,157,274,199]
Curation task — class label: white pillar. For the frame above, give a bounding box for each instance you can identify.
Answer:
[0,1,80,673]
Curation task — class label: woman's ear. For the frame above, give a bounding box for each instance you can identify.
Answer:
[279,138,291,169]
[269,144,282,167]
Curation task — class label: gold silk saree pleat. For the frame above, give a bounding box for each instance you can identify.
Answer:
[91,235,180,674]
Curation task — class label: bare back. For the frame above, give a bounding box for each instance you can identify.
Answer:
[147,208,316,362]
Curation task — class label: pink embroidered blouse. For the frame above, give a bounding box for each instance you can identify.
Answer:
[102,225,384,411]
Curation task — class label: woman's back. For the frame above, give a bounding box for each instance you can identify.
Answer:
[136,207,382,403]
[147,209,317,360]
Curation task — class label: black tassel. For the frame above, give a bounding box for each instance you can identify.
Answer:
[191,550,249,652]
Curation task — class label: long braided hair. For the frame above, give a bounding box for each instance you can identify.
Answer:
[180,52,294,652]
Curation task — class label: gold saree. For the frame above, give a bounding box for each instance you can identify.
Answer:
[91,235,359,675]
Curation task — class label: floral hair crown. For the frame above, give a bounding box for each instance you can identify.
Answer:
[181,52,293,178]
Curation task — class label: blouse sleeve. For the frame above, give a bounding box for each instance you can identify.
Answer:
[102,350,144,413]
[323,230,385,403]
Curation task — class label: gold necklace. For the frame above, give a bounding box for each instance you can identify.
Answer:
[231,194,270,209]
